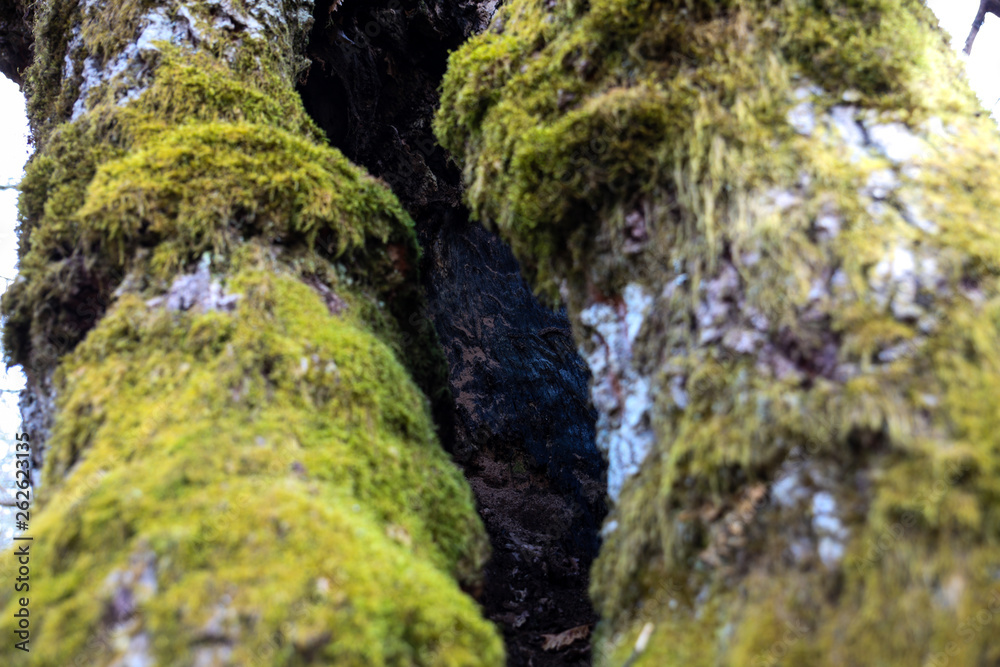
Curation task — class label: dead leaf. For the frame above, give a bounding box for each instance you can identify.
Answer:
[541,624,590,651]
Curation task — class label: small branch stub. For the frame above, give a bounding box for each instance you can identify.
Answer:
[964,0,1000,55]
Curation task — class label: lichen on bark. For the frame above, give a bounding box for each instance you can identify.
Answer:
[0,0,501,664]
[436,0,1000,664]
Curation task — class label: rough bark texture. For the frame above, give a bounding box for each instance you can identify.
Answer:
[0,0,506,664]
[297,0,604,557]
[296,2,607,663]
[437,0,1000,665]
[0,0,31,85]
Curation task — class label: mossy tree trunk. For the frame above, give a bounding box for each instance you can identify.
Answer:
[0,0,504,664]
[437,0,1000,665]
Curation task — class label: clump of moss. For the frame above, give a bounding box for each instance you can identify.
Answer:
[0,269,503,665]
[435,0,965,298]
[437,0,1000,664]
[4,48,420,377]
[79,121,407,274]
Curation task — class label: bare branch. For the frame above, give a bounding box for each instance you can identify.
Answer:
[965,0,1000,55]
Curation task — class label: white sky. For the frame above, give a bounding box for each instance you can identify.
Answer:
[928,0,1000,114]
[0,73,29,544]
[0,3,994,540]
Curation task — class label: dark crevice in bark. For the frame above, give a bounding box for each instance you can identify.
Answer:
[297,0,606,664]
[0,0,31,86]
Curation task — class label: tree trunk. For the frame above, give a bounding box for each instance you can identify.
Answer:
[0,0,505,664]
[437,0,1000,665]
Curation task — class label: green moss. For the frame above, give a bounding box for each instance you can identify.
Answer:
[435,0,971,298]
[79,0,156,66]
[4,46,420,372]
[0,270,503,665]
[438,0,1000,664]
[23,0,81,142]
[118,48,323,141]
[7,5,449,396]
[3,1,484,662]
[80,121,406,274]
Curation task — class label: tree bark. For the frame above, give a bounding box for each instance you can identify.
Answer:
[0,0,504,664]
[295,5,607,662]
[296,0,606,558]
[0,0,31,85]
[437,0,1000,665]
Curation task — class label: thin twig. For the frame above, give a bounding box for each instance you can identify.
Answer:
[965,0,1000,55]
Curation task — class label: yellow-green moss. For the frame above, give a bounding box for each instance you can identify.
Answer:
[437,0,1000,664]
[23,0,81,141]
[4,48,421,376]
[80,121,406,273]
[2,1,487,662]
[435,0,972,298]
[0,269,503,665]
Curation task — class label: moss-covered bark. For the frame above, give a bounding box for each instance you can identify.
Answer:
[0,0,503,664]
[436,0,1000,664]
